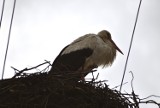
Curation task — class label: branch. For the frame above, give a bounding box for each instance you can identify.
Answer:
[140,100,160,107]
[11,60,51,79]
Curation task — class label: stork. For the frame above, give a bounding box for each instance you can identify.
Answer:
[49,30,123,80]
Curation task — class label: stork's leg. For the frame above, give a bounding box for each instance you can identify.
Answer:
[79,64,98,81]
[80,68,85,81]
[87,64,98,71]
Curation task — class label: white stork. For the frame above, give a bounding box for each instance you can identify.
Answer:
[49,30,123,79]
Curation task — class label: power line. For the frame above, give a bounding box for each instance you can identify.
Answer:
[0,0,5,29]
[119,0,142,92]
[1,0,17,79]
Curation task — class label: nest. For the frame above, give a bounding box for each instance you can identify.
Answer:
[0,71,137,108]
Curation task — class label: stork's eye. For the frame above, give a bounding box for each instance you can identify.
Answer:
[105,31,111,40]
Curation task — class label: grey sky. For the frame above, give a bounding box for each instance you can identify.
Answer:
[0,0,160,107]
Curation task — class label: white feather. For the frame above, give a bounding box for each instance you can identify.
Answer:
[61,33,97,55]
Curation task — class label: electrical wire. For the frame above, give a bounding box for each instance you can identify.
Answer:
[1,0,17,79]
[119,0,142,92]
[0,0,5,29]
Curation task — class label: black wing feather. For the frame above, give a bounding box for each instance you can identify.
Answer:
[49,45,93,74]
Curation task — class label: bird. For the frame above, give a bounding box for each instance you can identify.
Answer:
[49,30,123,80]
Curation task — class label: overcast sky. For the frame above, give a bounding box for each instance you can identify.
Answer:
[0,0,160,107]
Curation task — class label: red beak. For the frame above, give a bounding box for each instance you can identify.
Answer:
[110,39,124,55]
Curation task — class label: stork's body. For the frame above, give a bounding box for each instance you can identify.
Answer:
[49,30,123,79]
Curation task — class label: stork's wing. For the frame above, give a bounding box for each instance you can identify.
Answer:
[49,45,93,74]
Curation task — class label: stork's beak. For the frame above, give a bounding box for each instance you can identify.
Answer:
[110,39,124,55]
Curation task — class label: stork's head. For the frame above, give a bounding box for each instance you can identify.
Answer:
[98,30,124,55]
